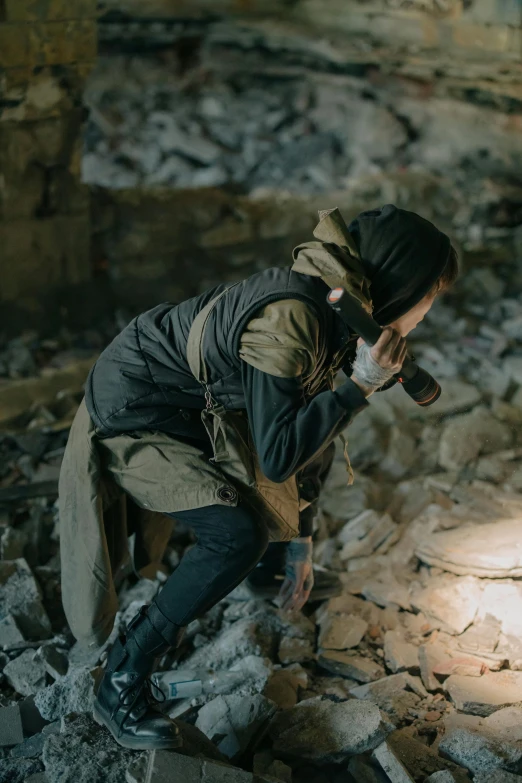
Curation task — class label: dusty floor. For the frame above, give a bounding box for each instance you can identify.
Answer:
[2,250,522,783]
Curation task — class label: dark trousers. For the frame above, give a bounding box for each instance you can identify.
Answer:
[153,441,335,628]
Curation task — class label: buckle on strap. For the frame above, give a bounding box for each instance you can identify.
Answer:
[204,384,214,410]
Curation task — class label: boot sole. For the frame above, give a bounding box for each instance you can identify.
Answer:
[92,703,183,751]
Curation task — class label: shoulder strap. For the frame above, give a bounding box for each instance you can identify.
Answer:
[186,286,235,384]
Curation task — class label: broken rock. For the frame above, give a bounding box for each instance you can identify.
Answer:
[34,666,99,720]
[270,697,393,764]
[384,630,420,675]
[195,694,277,760]
[318,613,368,651]
[372,740,415,782]
[410,575,481,635]
[350,673,424,724]
[42,712,133,783]
[438,407,512,472]
[0,704,24,747]
[0,559,52,640]
[416,519,522,578]
[318,650,385,683]
[3,649,47,696]
[445,671,522,716]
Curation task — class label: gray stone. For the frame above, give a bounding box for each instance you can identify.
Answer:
[278,636,315,664]
[340,512,397,560]
[372,741,415,782]
[419,643,451,692]
[347,756,389,783]
[410,575,481,635]
[439,728,520,775]
[438,407,512,472]
[35,645,69,680]
[9,730,45,758]
[3,649,47,696]
[0,559,52,640]
[195,694,277,760]
[270,697,393,764]
[43,712,134,783]
[318,613,368,651]
[361,572,411,611]
[318,650,385,683]
[253,750,292,783]
[185,612,279,672]
[384,630,420,674]
[125,750,254,783]
[0,527,28,560]
[349,673,422,724]
[456,614,502,655]
[24,775,49,783]
[424,774,456,782]
[416,519,522,578]
[445,672,522,716]
[473,772,522,782]
[0,614,25,648]
[0,705,24,747]
[0,758,44,783]
[34,666,99,720]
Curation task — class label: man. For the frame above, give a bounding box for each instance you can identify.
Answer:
[59,204,457,750]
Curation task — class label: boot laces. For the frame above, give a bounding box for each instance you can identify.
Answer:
[117,673,166,726]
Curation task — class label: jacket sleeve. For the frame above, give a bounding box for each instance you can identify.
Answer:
[240,360,368,484]
[239,298,369,484]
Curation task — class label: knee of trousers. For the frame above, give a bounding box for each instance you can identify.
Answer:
[226,505,269,561]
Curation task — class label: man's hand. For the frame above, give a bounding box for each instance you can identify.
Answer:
[350,328,407,397]
[368,327,407,373]
[277,537,314,612]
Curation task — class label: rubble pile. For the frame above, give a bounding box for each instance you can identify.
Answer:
[2,279,522,781]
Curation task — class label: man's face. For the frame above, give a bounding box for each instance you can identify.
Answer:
[387,293,435,336]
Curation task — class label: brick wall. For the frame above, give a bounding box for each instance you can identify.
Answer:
[0,0,97,331]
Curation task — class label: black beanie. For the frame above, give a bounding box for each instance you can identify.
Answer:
[348,204,451,326]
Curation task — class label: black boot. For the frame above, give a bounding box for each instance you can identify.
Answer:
[93,602,185,750]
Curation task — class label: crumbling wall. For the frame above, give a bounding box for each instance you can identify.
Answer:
[0,0,97,333]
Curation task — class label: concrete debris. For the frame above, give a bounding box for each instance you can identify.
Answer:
[42,712,134,783]
[339,511,397,560]
[444,671,522,717]
[126,749,266,783]
[318,650,385,683]
[253,750,292,783]
[0,559,52,640]
[349,673,425,724]
[439,725,522,776]
[318,613,368,651]
[263,666,307,710]
[34,666,99,721]
[0,614,26,648]
[347,755,390,783]
[416,519,522,578]
[424,773,457,782]
[277,636,315,664]
[3,649,48,696]
[35,645,69,680]
[410,575,482,635]
[438,407,512,472]
[386,729,471,783]
[372,740,416,782]
[270,697,393,764]
[195,694,277,760]
[0,758,44,783]
[0,704,24,747]
[384,630,420,675]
